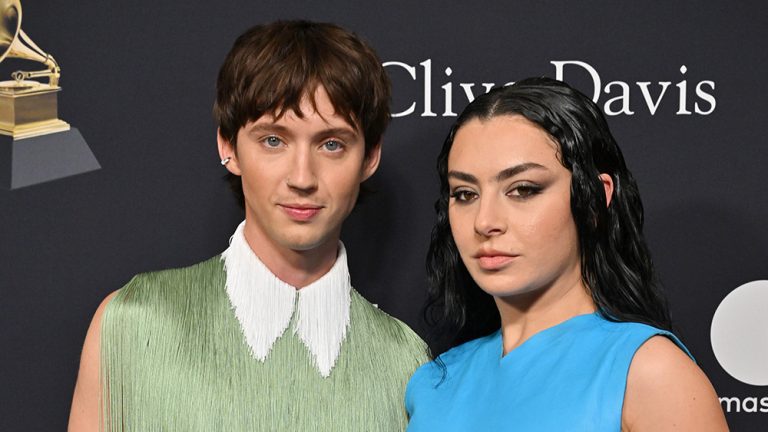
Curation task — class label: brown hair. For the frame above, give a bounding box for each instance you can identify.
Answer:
[214,20,391,154]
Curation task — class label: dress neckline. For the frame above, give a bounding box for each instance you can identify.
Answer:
[497,312,599,362]
[221,220,352,378]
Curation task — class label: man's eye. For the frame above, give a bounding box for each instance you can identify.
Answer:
[323,140,343,151]
[264,136,282,147]
[449,190,477,203]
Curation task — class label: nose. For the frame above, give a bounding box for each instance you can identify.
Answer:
[286,145,318,194]
[474,196,506,237]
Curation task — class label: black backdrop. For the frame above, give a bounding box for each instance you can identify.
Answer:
[1,1,766,430]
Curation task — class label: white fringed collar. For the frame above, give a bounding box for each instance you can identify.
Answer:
[220,221,351,378]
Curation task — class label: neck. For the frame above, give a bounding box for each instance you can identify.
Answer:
[241,222,339,289]
[494,269,596,355]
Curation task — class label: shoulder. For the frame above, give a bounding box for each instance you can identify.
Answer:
[349,289,427,355]
[590,315,672,338]
[622,335,729,431]
[68,290,120,431]
[125,255,223,290]
[98,256,226,339]
[82,289,121,357]
[406,331,498,412]
[439,331,499,366]
[110,255,224,305]
[84,290,121,346]
[349,290,418,340]
[411,331,498,383]
[582,315,692,358]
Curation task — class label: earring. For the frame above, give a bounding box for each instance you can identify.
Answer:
[220,157,231,166]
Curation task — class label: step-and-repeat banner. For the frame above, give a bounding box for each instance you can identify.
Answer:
[1,1,765,430]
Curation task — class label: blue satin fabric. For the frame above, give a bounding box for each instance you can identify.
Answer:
[406,313,689,431]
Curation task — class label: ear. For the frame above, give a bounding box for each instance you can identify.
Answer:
[217,128,242,176]
[598,173,614,207]
[361,141,382,181]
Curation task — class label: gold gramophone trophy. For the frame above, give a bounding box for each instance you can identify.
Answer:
[0,0,69,138]
[0,0,99,189]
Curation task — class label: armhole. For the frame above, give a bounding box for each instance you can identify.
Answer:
[99,276,138,432]
[99,276,135,356]
[404,363,424,418]
[99,289,121,432]
[657,331,695,361]
[616,330,694,426]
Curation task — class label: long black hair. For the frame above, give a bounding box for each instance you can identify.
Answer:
[425,77,671,358]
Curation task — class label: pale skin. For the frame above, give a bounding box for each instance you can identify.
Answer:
[447,115,728,431]
[217,86,380,287]
[67,291,117,432]
[68,86,380,431]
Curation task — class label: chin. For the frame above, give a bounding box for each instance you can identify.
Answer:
[279,238,323,252]
[472,274,540,299]
[278,232,333,252]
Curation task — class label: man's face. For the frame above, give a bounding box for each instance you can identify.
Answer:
[219,86,380,256]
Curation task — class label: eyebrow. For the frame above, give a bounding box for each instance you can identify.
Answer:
[247,123,291,135]
[494,163,547,182]
[247,124,359,142]
[447,162,548,184]
[312,127,359,141]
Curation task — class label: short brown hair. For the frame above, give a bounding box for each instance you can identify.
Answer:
[214,20,391,154]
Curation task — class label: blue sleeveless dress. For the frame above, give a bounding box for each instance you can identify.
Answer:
[405,313,690,431]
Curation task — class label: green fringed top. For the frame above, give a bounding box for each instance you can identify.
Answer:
[100,255,428,431]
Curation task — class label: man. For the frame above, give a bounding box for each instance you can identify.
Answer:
[69,20,427,431]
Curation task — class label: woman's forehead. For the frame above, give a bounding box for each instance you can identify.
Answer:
[449,116,561,171]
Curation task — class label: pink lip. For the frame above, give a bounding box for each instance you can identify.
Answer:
[279,204,323,221]
[477,256,516,270]
[474,249,518,270]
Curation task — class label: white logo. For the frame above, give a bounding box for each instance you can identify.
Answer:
[710,280,768,386]
[383,59,716,118]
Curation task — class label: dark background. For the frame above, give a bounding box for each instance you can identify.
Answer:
[1,1,766,430]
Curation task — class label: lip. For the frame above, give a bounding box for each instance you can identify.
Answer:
[473,248,518,271]
[278,203,323,222]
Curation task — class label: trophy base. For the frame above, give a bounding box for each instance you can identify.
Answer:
[0,118,71,139]
[0,127,101,189]
[0,83,69,139]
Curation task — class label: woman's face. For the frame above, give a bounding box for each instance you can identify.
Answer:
[447,115,583,299]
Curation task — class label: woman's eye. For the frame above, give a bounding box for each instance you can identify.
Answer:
[264,136,282,148]
[508,184,542,198]
[450,189,477,203]
[323,140,343,152]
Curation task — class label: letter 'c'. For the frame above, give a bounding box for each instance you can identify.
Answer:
[383,61,417,117]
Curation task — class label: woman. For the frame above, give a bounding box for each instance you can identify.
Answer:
[406,78,727,431]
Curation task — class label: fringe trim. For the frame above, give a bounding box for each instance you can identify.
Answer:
[294,245,351,377]
[222,222,295,361]
[221,221,351,377]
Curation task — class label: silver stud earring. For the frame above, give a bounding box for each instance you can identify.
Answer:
[220,157,232,166]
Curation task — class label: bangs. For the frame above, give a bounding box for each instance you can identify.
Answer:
[215,21,389,147]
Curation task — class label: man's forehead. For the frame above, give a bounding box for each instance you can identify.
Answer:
[246,108,360,137]
[251,100,360,134]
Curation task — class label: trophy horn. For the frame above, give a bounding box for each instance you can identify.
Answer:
[0,0,60,86]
